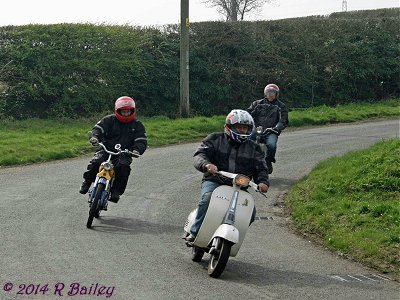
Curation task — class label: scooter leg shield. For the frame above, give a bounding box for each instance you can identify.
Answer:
[211,224,239,245]
[184,209,197,233]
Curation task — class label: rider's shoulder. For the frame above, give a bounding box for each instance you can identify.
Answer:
[97,114,116,125]
[205,132,224,141]
[250,140,264,152]
[246,138,259,147]
[254,99,264,105]
[101,114,115,121]
[131,118,145,127]
[277,99,287,106]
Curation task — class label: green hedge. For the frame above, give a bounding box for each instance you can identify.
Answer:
[0,8,398,118]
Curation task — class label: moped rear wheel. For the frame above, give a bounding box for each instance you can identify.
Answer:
[191,246,205,262]
[86,183,105,228]
[208,238,232,278]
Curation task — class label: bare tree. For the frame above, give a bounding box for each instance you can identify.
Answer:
[202,0,272,21]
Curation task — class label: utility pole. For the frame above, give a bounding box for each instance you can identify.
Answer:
[180,0,190,118]
[342,0,347,12]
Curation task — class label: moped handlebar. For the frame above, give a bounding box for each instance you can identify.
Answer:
[98,142,141,158]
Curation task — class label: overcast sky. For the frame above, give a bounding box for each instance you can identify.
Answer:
[0,0,398,27]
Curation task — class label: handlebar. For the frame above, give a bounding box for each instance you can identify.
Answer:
[217,171,264,194]
[256,126,279,135]
[98,143,141,158]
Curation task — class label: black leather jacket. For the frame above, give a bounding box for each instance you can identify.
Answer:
[91,114,147,155]
[247,98,289,133]
[193,133,269,186]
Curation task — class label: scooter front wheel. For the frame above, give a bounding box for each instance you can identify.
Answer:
[208,238,232,278]
[191,246,205,262]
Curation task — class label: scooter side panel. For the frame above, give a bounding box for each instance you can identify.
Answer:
[195,186,232,248]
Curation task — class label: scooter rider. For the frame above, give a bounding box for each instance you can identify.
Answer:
[79,96,147,203]
[185,109,269,242]
[247,83,289,174]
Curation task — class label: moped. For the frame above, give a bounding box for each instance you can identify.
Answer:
[86,142,140,229]
[183,171,265,278]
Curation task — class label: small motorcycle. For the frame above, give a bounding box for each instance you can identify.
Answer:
[183,171,266,278]
[86,142,140,229]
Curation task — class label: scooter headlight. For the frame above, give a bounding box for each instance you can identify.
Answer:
[102,162,113,171]
[234,174,250,187]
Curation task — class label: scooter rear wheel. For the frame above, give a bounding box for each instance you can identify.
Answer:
[191,246,205,262]
[208,238,232,278]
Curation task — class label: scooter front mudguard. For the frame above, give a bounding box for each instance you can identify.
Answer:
[96,167,114,181]
[211,224,239,244]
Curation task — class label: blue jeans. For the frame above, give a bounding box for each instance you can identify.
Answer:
[264,133,278,163]
[190,180,256,236]
[250,129,278,163]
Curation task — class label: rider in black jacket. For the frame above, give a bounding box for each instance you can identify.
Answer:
[185,109,269,242]
[247,83,288,174]
[79,96,147,203]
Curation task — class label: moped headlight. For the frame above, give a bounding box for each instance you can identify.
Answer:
[102,162,113,171]
[234,174,250,187]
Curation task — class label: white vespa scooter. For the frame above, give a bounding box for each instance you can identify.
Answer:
[183,171,265,278]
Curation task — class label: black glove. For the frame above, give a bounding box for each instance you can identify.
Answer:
[89,137,99,146]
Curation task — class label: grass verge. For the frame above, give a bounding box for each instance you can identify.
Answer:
[285,139,400,280]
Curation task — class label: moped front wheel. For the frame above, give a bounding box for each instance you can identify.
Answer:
[86,183,105,228]
[191,246,205,262]
[208,238,232,278]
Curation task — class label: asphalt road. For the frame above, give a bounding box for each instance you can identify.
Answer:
[0,119,399,300]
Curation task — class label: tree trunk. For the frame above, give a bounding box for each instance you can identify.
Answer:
[229,0,238,21]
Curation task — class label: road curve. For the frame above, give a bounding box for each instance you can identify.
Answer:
[0,119,399,300]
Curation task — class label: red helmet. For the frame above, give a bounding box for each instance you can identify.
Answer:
[264,83,280,98]
[115,96,136,123]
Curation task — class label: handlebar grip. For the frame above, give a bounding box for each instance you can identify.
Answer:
[249,181,258,190]
[130,150,141,158]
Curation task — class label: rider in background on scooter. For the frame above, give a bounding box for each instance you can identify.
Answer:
[79,96,147,203]
[247,83,289,174]
[185,109,269,242]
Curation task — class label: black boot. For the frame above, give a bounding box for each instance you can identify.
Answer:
[109,191,120,203]
[266,161,273,174]
[79,180,91,194]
